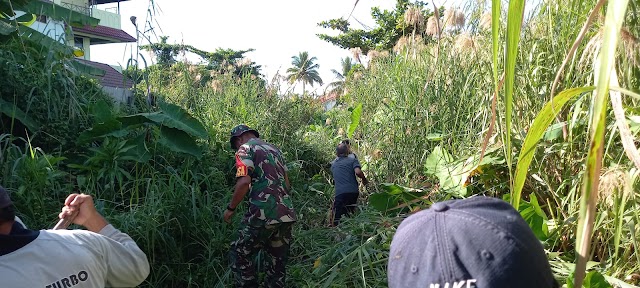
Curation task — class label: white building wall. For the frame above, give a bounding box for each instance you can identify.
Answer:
[13,11,67,44]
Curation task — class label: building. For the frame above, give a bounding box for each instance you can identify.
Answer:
[318,91,338,111]
[30,0,136,103]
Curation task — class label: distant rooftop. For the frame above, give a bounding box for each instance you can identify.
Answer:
[76,59,133,89]
[73,24,136,43]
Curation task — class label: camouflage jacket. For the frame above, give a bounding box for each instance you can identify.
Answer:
[235,138,296,225]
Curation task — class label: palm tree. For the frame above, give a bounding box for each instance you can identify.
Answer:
[328,57,354,96]
[286,51,323,94]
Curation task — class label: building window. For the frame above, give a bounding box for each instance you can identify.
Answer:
[74,37,84,49]
[36,15,47,23]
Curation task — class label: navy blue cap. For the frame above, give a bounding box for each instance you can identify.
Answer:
[229,124,259,150]
[388,196,557,288]
[0,185,12,209]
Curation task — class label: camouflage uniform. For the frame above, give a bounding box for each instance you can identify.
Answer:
[229,127,296,288]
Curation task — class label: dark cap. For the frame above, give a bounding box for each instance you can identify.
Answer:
[229,124,260,149]
[388,196,556,288]
[0,185,12,209]
[336,143,349,156]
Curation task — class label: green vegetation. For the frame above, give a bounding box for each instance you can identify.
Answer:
[2,0,640,287]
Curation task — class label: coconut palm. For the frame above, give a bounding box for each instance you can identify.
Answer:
[286,51,323,93]
[328,57,355,95]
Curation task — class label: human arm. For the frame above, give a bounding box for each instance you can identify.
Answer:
[352,158,369,186]
[58,193,108,233]
[224,175,252,223]
[355,167,369,186]
[59,194,150,286]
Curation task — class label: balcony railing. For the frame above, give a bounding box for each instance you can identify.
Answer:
[60,2,91,16]
[59,1,122,29]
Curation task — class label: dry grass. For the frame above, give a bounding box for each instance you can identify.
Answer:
[480,12,492,31]
[236,57,252,67]
[210,79,223,93]
[454,33,475,54]
[393,36,410,53]
[581,26,639,68]
[444,8,465,30]
[393,36,426,55]
[350,47,363,63]
[426,16,440,36]
[404,6,424,29]
[598,166,630,207]
[367,50,389,62]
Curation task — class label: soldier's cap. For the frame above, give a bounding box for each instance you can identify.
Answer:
[388,196,557,288]
[229,124,260,149]
[0,185,12,209]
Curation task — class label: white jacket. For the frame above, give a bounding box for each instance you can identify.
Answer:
[0,224,150,287]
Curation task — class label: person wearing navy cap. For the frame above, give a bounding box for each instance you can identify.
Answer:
[388,196,558,288]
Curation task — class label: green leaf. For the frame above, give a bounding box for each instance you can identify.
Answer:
[425,133,444,141]
[89,99,114,123]
[368,191,395,211]
[347,103,363,139]
[17,25,72,54]
[424,146,471,197]
[78,119,128,143]
[19,1,99,27]
[380,183,406,195]
[513,87,594,209]
[135,102,208,139]
[0,18,16,35]
[118,114,151,127]
[518,194,549,240]
[575,0,629,286]
[0,98,40,131]
[543,122,565,142]
[567,271,612,288]
[504,0,526,206]
[424,146,453,174]
[491,0,500,90]
[121,134,151,163]
[158,127,203,158]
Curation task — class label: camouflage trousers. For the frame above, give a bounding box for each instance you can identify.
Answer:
[229,221,294,288]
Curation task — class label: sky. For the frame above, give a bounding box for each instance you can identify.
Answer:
[86,0,479,95]
[90,0,400,94]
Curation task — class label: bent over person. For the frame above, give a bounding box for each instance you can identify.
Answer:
[0,185,150,287]
[224,124,296,288]
[330,143,368,226]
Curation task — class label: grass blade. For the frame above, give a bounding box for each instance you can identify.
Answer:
[491,0,500,93]
[574,0,629,286]
[609,71,640,170]
[513,87,595,208]
[549,0,606,99]
[504,0,526,208]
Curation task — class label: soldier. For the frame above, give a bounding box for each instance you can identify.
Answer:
[224,124,296,288]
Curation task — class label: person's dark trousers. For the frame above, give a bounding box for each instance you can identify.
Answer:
[333,192,359,226]
[230,221,294,288]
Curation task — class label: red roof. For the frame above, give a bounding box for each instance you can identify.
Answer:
[319,92,338,103]
[76,59,133,89]
[73,25,136,43]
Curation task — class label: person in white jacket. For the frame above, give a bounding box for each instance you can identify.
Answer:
[0,185,150,287]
